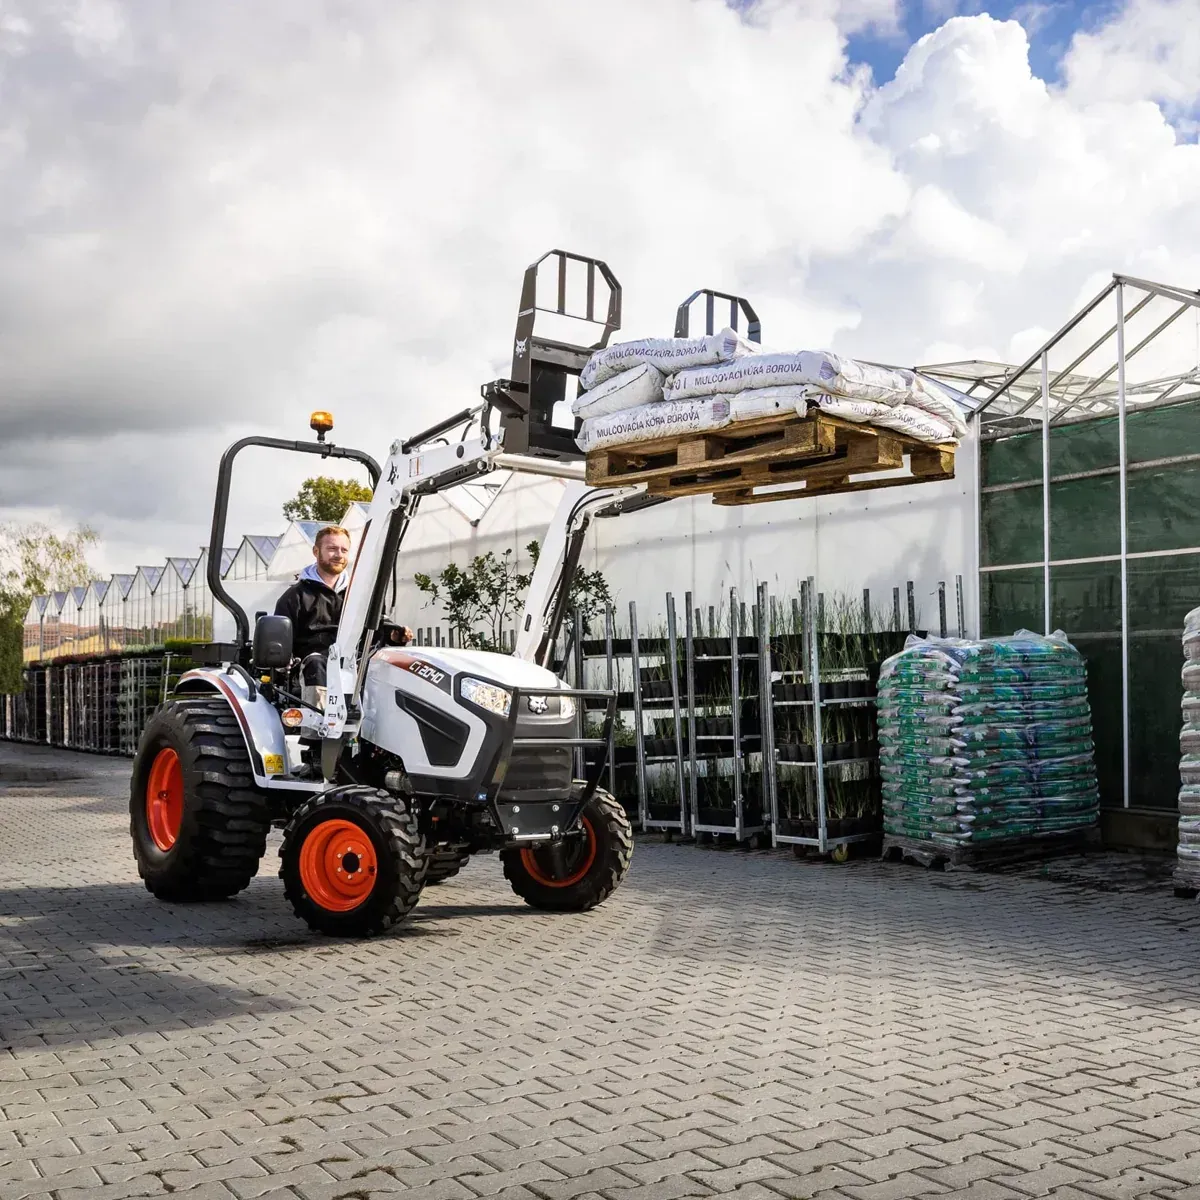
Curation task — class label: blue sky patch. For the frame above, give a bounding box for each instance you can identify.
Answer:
[729,0,1125,88]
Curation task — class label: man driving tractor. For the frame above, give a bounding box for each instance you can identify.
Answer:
[274,525,412,706]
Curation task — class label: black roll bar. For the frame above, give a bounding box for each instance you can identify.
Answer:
[207,435,381,655]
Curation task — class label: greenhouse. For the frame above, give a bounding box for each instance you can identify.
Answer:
[4,272,1199,850]
[973,275,1200,816]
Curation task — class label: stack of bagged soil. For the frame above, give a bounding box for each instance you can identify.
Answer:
[1177,606,1200,892]
[573,329,971,454]
[877,631,1100,853]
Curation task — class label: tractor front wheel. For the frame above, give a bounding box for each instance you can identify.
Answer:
[501,789,633,913]
[280,788,428,936]
[130,698,272,902]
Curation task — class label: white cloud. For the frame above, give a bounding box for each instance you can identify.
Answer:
[2,0,1200,574]
[1064,0,1200,120]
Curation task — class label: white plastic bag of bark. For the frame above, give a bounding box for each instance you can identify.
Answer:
[664,349,911,406]
[572,362,665,420]
[1184,605,1200,660]
[577,397,731,453]
[809,394,892,424]
[808,394,955,444]
[902,372,972,437]
[579,327,760,391]
[873,404,957,444]
[1181,755,1200,787]
[728,385,809,423]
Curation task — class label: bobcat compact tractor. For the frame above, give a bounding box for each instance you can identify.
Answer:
[128,250,691,936]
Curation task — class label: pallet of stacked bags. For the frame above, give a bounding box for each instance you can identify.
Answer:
[574,328,971,504]
[1176,605,1200,898]
[877,630,1100,869]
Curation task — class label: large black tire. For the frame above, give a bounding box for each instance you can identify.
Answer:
[280,788,428,936]
[130,697,272,902]
[425,844,471,886]
[501,789,633,912]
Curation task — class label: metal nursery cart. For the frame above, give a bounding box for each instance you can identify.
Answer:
[629,596,688,834]
[625,588,767,842]
[682,587,766,844]
[761,576,879,861]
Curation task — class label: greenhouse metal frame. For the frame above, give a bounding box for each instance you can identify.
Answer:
[958,273,1200,812]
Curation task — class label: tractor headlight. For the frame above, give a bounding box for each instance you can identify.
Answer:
[559,695,576,720]
[461,677,512,717]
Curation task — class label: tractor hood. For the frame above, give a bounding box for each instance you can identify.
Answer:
[372,645,564,693]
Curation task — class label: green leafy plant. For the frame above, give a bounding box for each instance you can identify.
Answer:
[1,522,98,693]
[414,548,532,652]
[282,476,373,522]
[415,540,614,653]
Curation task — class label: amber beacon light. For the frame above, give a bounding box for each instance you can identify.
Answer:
[309,410,334,442]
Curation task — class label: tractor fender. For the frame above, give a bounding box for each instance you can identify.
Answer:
[174,667,315,793]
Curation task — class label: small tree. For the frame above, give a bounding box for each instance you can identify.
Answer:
[283,476,373,523]
[413,540,613,653]
[414,549,531,652]
[0,522,98,692]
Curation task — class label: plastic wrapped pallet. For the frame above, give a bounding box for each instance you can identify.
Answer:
[1176,605,1200,894]
[877,630,1099,857]
[579,327,761,391]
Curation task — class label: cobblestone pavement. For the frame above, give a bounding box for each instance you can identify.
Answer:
[3,743,1200,1200]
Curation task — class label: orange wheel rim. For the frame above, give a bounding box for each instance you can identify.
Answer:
[520,817,597,888]
[298,818,378,913]
[146,747,184,851]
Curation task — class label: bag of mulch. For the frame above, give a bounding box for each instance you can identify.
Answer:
[1183,605,1200,660]
[579,327,760,391]
[576,397,731,453]
[572,362,665,420]
[809,393,892,424]
[900,372,972,437]
[873,404,957,445]
[664,349,912,406]
[728,384,808,423]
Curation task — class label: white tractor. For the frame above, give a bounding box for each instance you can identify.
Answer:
[129,251,668,936]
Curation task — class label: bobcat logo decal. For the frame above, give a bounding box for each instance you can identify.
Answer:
[514,337,528,358]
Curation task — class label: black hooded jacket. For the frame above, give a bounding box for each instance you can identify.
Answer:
[273,576,344,660]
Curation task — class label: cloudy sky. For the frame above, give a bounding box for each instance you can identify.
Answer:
[1,0,1197,575]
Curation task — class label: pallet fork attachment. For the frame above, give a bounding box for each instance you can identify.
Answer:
[483,250,621,461]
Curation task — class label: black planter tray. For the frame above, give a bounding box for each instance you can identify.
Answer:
[583,638,634,657]
[779,816,879,840]
[690,635,761,658]
[776,741,878,763]
[771,680,876,702]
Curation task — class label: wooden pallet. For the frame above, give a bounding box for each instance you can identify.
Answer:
[881,829,1093,871]
[584,411,955,505]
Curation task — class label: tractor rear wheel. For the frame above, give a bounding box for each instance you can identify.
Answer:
[280,788,428,936]
[130,697,272,902]
[501,789,633,913]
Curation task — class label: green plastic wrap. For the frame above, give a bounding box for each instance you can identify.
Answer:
[878,630,1099,847]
